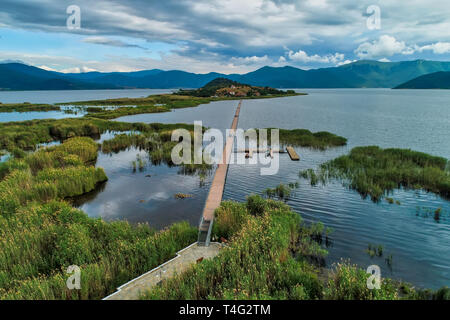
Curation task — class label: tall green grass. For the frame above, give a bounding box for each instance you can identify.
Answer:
[141,196,449,300]
[300,146,449,201]
[0,117,196,152]
[0,137,106,216]
[142,196,325,299]
[268,128,347,150]
[0,201,197,299]
[0,135,198,299]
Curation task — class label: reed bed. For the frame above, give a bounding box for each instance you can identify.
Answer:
[142,196,327,300]
[0,201,197,299]
[0,135,198,299]
[300,146,450,201]
[253,128,347,150]
[0,137,107,216]
[141,196,449,300]
[0,117,195,152]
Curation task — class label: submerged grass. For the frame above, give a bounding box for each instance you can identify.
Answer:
[101,131,213,173]
[264,182,297,200]
[299,146,449,201]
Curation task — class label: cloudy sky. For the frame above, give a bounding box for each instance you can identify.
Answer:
[1,0,450,73]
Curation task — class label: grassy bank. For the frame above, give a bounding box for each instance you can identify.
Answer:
[141,195,448,300]
[61,95,217,120]
[299,146,449,201]
[61,93,301,120]
[0,136,198,299]
[0,103,60,113]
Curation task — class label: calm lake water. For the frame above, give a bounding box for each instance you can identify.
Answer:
[0,89,174,104]
[2,88,449,289]
[115,89,450,289]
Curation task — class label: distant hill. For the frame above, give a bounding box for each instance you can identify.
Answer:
[234,60,450,88]
[0,63,119,90]
[394,71,450,89]
[179,77,294,97]
[3,60,450,90]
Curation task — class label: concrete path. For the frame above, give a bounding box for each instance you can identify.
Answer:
[104,242,222,300]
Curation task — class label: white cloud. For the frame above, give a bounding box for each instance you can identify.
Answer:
[60,66,98,73]
[230,55,270,65]
[355,35,414,59]
[378,58,391,62]
[37,65,57,72]
[417,42,450,54]
[287,50,345,64]
[337,59,356,66]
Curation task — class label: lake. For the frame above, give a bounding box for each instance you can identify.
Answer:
[115,88,450,290]
[0,89,174,122]
[2,88,450,289]
[0,89,174,104]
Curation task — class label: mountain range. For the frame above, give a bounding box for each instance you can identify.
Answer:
[2,60,450,91]
[394,71,450,89]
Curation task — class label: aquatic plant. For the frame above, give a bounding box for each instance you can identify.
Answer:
[264,183,292,200]
[434,207,442,221]
[0,138,106,216]
[0,116,195,152]
[366,244,383,257]
[299,146,450,202]
[174,193,193,199]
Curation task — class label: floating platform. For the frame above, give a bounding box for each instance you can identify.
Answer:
[237,148,286,153]
[286,146,300,161]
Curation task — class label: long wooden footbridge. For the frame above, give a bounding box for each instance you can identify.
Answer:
[198,100,242,245]
[104,101,242,299]
[104,100,302,298]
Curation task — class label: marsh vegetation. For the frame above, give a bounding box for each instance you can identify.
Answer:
[299,146,449,202]
[251,128,347,150]
[0,103,60,113]
[0,136,198,299]
[141,195,449,300]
